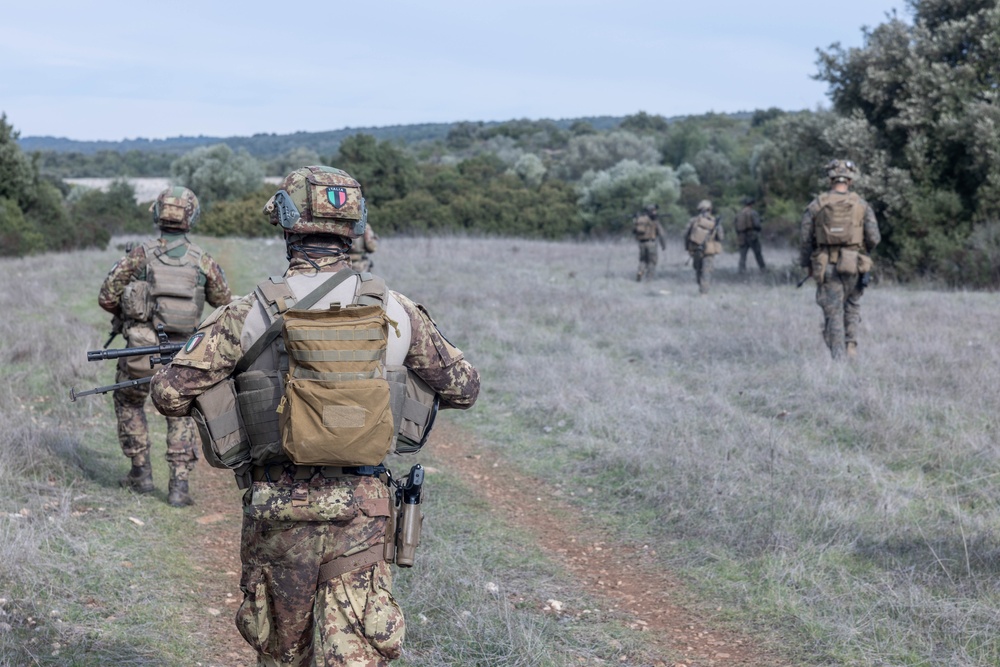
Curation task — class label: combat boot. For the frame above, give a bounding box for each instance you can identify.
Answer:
[167,479,194,507]
[167,474,194,507]
[120,459,154,494]
[846,342,858,360]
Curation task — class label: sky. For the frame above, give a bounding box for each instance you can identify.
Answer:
[1,0,911,142]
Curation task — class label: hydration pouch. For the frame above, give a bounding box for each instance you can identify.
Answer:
[192,378,251,470]
[277,305,395,467]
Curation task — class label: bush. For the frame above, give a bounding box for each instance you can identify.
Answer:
[198,183,281,238]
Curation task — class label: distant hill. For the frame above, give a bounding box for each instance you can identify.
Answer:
[18,116,625,158]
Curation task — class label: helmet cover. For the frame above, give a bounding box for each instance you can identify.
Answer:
[826,159,859,183]
[263,165,367,238]
[151,186,200,231]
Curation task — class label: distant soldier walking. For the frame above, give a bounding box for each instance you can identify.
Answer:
[632,204,667,281]
[349,222,380,272]
[735,196,766,273]
[684,199,723,294]
[98,186,232,506]
[800,159,880,360]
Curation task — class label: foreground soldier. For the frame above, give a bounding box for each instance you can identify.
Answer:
[683,199,724,294]
[150,166,480,666]
[98,186,232,506]
[734,196,766,274]
[349,222,380,272]
[631,203,667,281]
[800,159,880,360]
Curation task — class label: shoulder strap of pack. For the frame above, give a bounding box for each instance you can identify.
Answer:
[235,268,357,375]
[354,272,388,307]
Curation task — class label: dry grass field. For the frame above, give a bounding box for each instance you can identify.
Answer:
[2,233,999,666]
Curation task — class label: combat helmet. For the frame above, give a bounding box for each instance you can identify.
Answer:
[826,159,859,183]
[150,186,200,231]
[263,165,367,238]
[697,199,713,213]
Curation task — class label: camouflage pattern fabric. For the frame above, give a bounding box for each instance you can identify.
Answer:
[684,213,723,293]
[112,367,200,476]
[634,217,666,282]
[799,189,881,358]
[236,474,403,666]
[99,236,232,314]
[735,205,765,272]
[150,253,480,664]
[691,251,715,294]
[814,265,866,358]
[99,234,232,479]
[350,225,380,273]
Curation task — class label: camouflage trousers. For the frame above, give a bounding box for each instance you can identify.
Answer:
[692,251,715,294]
[815,267,865,359]
[236,473,404,666]
[737,234,766,272]
[113,368,199,477]
[636,240,660,281]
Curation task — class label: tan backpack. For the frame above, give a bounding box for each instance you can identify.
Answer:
[687,215,716,249]
[815,192,865,246]
[633,215,656,241]
[193,270,438,472]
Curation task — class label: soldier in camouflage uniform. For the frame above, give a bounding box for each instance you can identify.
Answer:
[98,186,232,506]
[683,199,724,294]
[800,159,880,360]
[735,196,766,274]
[632,204,667,281]
[150,166,480,666]
[349,222,379,272]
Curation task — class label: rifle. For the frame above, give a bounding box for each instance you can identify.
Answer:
[103,315,124,349]
[796,265,815,288]
[70,325,183,401]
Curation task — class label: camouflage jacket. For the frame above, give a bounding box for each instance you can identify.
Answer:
[799,190,880,268]
[349,225,379,260]
[98,234,233,315]
[150,255,480,418]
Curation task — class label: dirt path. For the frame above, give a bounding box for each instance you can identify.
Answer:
[430,421,791,667]
[185,420,790,667]
[182,466,255,667]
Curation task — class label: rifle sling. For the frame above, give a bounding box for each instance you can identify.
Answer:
[234,268,356,375]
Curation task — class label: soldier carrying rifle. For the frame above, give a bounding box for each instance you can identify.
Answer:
[97,186,232,506]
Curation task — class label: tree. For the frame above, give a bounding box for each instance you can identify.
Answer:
[552,130,662,181]
[577,160,681,235]
[333,134,420,207]
[0,113,36,210]
[170,144,265,208]
[815,0,1000,280]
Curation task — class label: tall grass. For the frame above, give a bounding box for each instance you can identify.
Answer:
[375,236,1000,666]
[3,234,999,665]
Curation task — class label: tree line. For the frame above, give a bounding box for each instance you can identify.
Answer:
[4,0,999,286]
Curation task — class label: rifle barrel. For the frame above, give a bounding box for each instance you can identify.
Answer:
[69,376,153,402]
[87,343,183,362]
